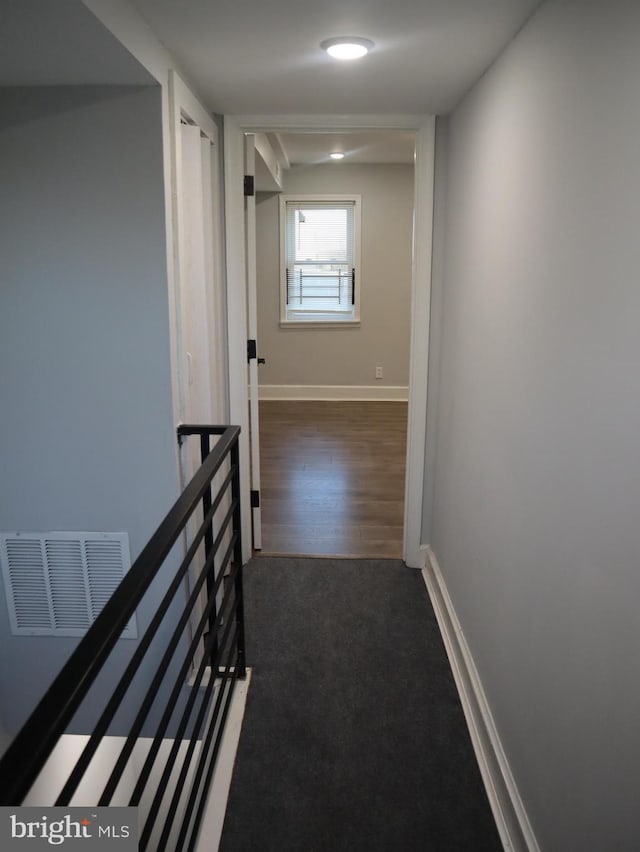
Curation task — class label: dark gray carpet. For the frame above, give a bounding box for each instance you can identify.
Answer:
[220,557,502,852]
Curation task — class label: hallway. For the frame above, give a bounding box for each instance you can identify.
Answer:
[220,557,501,851]
[4,2,639,848]
[259,401,407,558]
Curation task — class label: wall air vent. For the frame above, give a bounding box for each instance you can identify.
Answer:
[0,532,137,638]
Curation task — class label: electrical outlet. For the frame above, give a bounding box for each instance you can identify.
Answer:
[375,366,383,379]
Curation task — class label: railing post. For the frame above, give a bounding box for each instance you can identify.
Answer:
[230,438,247,679]
[200,433,219,665]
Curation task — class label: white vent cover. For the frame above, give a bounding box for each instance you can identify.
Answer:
[0,532,137,638]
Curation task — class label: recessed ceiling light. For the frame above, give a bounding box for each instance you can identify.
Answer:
[330,152,345,160]
[321,37,374,61]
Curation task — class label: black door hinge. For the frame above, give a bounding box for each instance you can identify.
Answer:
[250,490,260,508]
[247,339,257,362]
[244,175,255,197]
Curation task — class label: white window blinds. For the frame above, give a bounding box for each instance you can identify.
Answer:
[284,201,356,315]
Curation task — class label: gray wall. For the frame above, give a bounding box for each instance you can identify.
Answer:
[0,86,179,731]
[0,714,9,759]
[425,1,640,849]
[256,163,414,389]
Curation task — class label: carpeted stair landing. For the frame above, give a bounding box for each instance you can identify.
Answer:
[219,557,501,852]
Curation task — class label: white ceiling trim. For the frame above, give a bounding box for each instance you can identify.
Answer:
[227,114,431,131]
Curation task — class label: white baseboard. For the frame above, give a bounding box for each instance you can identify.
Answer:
[422,548,540,852]
[258,384,409,401]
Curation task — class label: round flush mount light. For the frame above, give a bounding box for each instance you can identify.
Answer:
[330,152,345,160]
[321,36,374,60]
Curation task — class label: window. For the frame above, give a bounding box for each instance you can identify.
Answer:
[280,194,361,325]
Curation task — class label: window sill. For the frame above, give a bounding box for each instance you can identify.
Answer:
[280,320,361,329]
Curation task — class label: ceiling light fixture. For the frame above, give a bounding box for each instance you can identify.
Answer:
[321,37,374,61]
[330,152,345,160]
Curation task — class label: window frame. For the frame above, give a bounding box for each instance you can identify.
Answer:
[279,193,362,327]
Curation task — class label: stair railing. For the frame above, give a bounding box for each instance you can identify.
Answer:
[0,424,246,851]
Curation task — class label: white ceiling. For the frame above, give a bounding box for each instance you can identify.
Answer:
[0,1,542,113]
[0,0,541,164]
[0,0,154,86]
[278,131,416,166]
[130,0,541,115]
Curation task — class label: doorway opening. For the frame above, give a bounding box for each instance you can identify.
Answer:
[253,130,415,557]
[223,115,435,569]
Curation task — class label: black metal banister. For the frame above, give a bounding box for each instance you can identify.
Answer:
[55,478,236,806]
[0,423,246,852]
[178,662,239,852]
[155,624,238,850]
[122,542,239,808]
[94,525,237,807]
[140,605,238,849]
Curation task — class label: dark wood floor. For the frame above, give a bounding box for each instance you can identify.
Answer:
[257,400,407,558]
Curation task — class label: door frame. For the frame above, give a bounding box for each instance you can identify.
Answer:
[223,114,435,568]
[169,72,220,420]
[243,133,263,549]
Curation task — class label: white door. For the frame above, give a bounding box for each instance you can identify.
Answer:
[244,134,263,549]
[179,122,215,432]
[176,117,229,662]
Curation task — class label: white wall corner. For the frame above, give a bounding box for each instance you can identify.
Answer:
[403,542,429,571]
[421,546,540,852]
[416,543,430,569]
